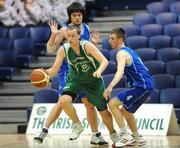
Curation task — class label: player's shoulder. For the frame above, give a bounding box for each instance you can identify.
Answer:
[82,23,90,30]
[118,49,126,55]
[62,42,70,49]
[80,40,90,46]
[80,39,89,43]
[82,23,90,28]
[117,48,129,58]
[80,40,92,52]
[57,45,65,56]
[120,46,131,54]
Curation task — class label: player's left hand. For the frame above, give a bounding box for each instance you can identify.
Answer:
[48,20,58,34]
[103,87,112,100]
[93,70,101,78]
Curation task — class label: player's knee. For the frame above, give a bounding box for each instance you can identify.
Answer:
[108,99,117,109]
[84,103,95,111]
[98,109,111,117]
[58,95,71,107]
[82,99,95,110]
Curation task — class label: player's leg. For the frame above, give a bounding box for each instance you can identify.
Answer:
[121,107,137,133]
[113,88,152,147]
[34,71,67,143]
[121,107,145,146]
[81,97,98,132]
[120,88,152,146]
[84,94,120,143]
[81,97,108,146]
[59,93,80,123]
[34,96,63,143]
[109,89,136,147]
[98,108,120,143]
[108,97,127,136]
[44,73,65,129]
[60,92,83,140]
[85,79,120,143]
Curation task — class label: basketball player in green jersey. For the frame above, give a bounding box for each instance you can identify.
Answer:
[46,24,119,144]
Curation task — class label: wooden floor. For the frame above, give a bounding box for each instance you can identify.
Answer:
[0,134,180,148]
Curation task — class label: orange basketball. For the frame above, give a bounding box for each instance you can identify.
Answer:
[30,68,49,88]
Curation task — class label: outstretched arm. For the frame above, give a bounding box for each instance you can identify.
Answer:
[103,51,126,100]
[47,46,65,77]
[47,21,66,53]
[85,42,108,78]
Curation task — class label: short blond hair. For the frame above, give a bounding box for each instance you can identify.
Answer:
[67,24,81,35]
[110,27,126,41]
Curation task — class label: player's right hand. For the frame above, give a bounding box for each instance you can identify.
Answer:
[93,70,101,78]
[103,87,112,100]
[48,20,59,34]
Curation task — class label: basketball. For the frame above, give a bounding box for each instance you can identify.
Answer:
[30,68,49,88]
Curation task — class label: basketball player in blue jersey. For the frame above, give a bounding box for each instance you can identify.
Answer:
[103,27,154,147]
[34,2,114,146]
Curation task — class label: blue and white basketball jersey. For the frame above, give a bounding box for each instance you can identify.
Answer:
[121,47,154,90]
[80,23,90,40]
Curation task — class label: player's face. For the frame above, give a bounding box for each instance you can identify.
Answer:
[70,12,83,25]
[67,29,80,46]
[109,34,121,50]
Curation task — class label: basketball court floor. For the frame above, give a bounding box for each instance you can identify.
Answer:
[0,134,180,148]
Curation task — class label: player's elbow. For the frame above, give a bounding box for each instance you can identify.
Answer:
[47,44,56,54]
[104,58,109,67]
[47,48,55,54]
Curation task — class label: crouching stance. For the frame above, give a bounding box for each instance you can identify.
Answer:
[104,27,154,147]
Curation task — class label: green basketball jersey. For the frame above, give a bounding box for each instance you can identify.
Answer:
[63,40,100,83]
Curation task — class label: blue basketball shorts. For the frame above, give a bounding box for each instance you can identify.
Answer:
[58,69,68,96]
[113,87,153,113]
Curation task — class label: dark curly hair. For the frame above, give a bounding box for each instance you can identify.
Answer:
[67,2,85,19]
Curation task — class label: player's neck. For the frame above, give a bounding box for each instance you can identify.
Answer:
[118,43,125,50]
[72,43,80,55]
